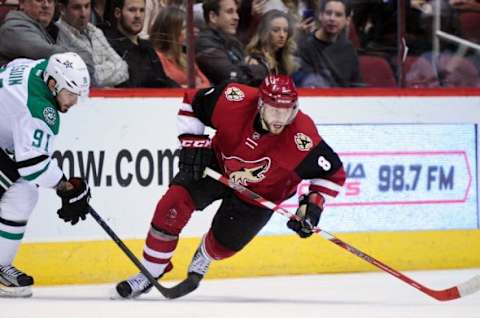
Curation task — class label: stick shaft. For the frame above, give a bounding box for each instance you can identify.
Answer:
[88,206,170,297]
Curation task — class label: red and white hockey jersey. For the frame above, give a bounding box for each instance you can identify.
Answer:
[178,83,346,204]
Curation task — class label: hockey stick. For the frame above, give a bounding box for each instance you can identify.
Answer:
[204,167,480,302]
[88,206,187,299]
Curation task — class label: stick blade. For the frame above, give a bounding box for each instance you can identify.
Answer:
[430,275,480,301]
[162,273,202,299]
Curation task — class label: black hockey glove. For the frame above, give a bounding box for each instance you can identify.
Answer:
[287,192,325,238]
[178,134,213,181]
[56,177,91,225]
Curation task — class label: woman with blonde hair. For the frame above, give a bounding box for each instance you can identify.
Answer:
[150,6,210,88]
[245,9,298,83]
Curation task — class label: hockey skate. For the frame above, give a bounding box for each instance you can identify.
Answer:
[188,246,212,280]
[154,246,212,299]
[115,272,155,299]
[0,264,34,298]
[115,263,172,299]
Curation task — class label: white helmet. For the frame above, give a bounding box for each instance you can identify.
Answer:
[43,52,90,97]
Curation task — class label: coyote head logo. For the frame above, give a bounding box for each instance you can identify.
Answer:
[222,154,271,186]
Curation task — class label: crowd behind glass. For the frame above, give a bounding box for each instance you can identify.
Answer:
[1,0,479,88]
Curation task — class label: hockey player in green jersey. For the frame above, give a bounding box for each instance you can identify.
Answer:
[0,52,92,297]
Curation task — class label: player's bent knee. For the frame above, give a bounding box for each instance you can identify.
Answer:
[204,230,236,260]
[151,185,196,235]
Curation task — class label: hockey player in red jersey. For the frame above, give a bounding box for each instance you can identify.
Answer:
[115,74,346,298]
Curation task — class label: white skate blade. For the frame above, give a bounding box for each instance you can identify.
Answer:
[0,285,32,298]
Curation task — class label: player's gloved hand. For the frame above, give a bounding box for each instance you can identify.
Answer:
[56,177,91,225]
[178,134,213,181]
[287,192,325,238]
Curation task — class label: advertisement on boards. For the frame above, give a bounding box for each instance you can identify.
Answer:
[25,98,479,242]
[264,124,478,234]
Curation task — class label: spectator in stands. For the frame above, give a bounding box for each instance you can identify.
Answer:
[150,6,210,88]
[104,0,179,87]
[238,0,317,45]
[56,0,129,87]
[245,10,298,82]
[295,0,362,87]
[195,0,264,86]
[0,0,77,66]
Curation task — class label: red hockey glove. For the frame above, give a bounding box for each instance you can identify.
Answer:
[287,192,325,238]
[56,177,91,225]
[178,134,213,181]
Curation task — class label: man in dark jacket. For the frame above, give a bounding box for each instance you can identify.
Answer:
[195,0,262,86]
[105,0,179,88]
[296,0,363,88]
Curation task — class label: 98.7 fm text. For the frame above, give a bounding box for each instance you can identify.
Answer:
[377,164,454,192]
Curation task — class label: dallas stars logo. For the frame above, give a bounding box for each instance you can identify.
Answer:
[63,60,73,68]
[294,133,312,151]
[224,86,245,102]
[43,106,57,126]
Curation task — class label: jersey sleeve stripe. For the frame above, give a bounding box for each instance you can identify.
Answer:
[0,171,13,190]
[21,162,50,181]
[0,216,27,227]
[177,113,206,136]
[309,184,339,198]
[310,178,343,192]
[0,149,19,188]
[15,154,49,168]
[178,100,206,135]
[179,102,193,112]
[0,230,24,240]
[178,109,195,117]
[21,160,63,188]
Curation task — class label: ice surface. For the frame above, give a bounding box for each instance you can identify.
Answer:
[1,269,478,318]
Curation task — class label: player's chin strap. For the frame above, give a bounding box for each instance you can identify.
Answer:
[203,167,480,302]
